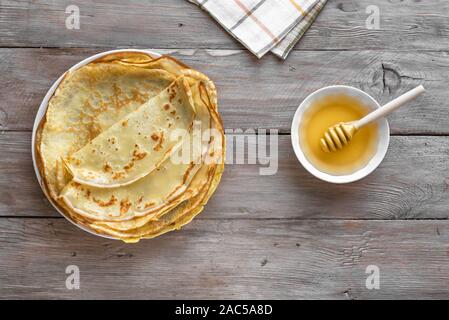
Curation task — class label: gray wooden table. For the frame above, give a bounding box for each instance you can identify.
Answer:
[1,0,449,299]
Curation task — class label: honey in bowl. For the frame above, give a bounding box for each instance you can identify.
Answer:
[299,93,379,175]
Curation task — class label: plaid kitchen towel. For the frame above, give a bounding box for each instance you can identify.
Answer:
[187,0,327,59]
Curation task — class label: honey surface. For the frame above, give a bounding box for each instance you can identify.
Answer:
[299,94,379,175]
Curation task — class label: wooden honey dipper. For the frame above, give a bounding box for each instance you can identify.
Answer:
[320,85,426,153]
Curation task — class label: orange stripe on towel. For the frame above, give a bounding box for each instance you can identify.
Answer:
[233,0,280,43]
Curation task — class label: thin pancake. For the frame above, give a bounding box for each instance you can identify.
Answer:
[39,62,176,199]
[64,76,196,188]
[111,54,218,110]
[60,80,212,222]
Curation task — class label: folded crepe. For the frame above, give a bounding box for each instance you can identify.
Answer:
[63,77,196,188]
[60,78,212,222]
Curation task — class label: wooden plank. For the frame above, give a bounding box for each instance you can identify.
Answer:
[1,0,448,51]
[3,131,449,220]
[1,48,447,133]
[0,218,448,299]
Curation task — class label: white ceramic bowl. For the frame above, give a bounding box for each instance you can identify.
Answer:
[32,49,161,239]
[291,85,390,184]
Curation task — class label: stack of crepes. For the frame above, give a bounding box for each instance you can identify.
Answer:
[35,52,225,243]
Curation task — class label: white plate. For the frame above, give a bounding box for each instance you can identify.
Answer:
[291,85,390,184]
[32,49,162,239]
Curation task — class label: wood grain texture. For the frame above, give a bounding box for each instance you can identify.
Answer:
[1,0,449,300]
[1,0,448,51]
[1,218,448,299]
[0,48,447,133]
[3,132,449,220]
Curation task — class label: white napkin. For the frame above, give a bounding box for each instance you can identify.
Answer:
[188,0,327,59]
